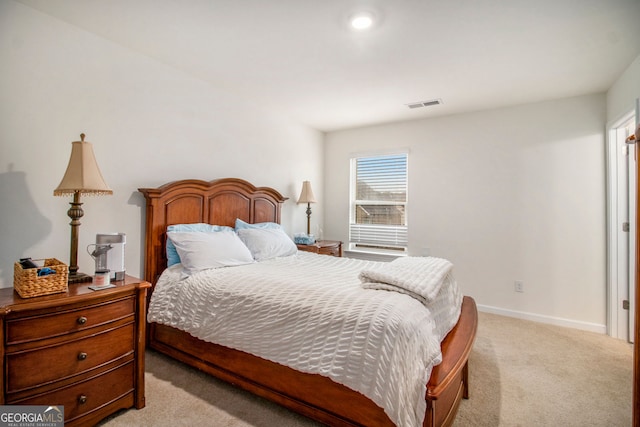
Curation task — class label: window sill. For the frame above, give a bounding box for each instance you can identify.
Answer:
[344,249,405,262]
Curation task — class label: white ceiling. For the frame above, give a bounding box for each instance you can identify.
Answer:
[16,0,640,132]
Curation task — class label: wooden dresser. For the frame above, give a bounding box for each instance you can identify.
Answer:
[0,276,150,426]
[296,240,343,257]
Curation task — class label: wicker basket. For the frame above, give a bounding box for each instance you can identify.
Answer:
[14,258,68,298]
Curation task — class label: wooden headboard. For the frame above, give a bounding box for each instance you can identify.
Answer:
[138,178,287,286]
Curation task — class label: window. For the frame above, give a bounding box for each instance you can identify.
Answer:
[349,152,408,254]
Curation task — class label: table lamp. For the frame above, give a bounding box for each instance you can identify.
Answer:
[54,133,112,283]
[297,181,316,235]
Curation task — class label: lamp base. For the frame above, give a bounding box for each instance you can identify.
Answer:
[68,271,92,284]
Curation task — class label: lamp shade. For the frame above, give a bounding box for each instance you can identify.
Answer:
[53,134,112,196]
[297,181,316,204]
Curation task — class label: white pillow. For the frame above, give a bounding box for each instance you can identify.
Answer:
[166,223,234,266]
[234,218,282,230]
[167,231,254,276]
[237,228,297,261]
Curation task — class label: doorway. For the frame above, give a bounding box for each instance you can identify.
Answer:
[607,111,637,342]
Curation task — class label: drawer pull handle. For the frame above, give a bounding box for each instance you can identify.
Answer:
[77,352,88,361]
[77,316,88,325]
[78,395,87,404]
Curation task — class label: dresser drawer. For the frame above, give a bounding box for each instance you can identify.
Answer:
[16,360,135,424]
[5,296,135,345]
[6,323,134,393]
[318,245,340,256]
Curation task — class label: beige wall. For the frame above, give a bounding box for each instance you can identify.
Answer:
[324,94,607,331]
[0,1,323,286]
[607,54,640,124]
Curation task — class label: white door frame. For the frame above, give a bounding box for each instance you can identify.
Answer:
[606,110,636,340]
[631,99,640,343]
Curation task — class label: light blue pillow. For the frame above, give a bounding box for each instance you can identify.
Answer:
[166,223,234,266]
[234,218,282,230]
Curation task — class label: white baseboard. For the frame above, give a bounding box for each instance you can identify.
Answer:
[477,304,607,334]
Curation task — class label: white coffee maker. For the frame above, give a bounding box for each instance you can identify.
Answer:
[96,233,126,281]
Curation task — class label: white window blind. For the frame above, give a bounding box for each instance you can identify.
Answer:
[350,153,408,252]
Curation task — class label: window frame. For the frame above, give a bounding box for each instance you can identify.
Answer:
[349,150,409,255]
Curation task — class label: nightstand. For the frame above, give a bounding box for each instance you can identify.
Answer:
[296,240,343,257]
[0,275,150,426]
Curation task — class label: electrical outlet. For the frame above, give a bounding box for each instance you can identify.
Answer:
[514,281,524,293]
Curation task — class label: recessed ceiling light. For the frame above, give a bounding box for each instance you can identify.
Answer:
[350,13,374,30]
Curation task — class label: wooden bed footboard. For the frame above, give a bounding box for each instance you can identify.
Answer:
[149,296,477,427]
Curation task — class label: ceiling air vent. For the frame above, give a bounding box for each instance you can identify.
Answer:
[406,99,442,109]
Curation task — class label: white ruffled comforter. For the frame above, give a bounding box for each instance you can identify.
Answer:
[147,252,462,427]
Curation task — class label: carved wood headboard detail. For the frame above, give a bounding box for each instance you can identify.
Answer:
[138,178,287,286]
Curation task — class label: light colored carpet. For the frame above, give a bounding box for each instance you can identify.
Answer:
[452,312,633,427]
[99,312,633,426]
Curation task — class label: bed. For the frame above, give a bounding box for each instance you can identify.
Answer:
[139,177,477,427]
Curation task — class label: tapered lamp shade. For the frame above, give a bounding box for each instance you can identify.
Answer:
[297,181,316,204]
[54,134,112,196]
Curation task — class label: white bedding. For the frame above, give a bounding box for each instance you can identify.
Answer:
[147,251,462,427]
[360,256,454,305]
